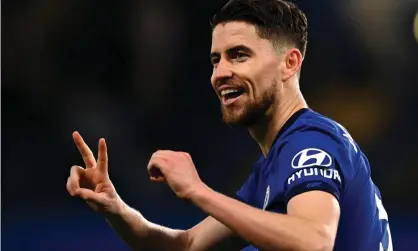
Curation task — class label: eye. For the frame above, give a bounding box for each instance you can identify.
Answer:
[231,51,248,61]
[211,56,220,65]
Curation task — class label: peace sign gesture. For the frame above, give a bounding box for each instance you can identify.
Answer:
[67,132,123,215]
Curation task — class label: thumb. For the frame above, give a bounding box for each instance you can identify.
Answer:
[75,188,103,202]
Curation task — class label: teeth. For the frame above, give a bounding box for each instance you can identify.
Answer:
[221,89,240,96]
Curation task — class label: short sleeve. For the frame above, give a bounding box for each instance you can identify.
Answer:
[274,129,347,205]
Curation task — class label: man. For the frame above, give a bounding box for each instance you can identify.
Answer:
[67,0,393,250]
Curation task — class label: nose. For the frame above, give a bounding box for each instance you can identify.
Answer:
[211,60,233,87]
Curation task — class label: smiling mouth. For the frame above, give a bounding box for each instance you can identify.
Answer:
[221,89,245,105]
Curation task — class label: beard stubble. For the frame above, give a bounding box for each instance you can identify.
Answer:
[221,80,277,127]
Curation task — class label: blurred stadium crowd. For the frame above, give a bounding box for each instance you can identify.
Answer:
[2,0,418,250]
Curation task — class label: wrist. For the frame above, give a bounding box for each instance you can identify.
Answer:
[188,183,213,203]
[103,198,128,219]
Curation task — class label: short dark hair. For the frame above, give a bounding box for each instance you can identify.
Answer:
[211,0,308,57]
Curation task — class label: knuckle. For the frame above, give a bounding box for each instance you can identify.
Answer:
[179,152,191,159]
[152,150,162,158]
[66,178,71,190]
[71,165,82,171]
[70,165,84,176]
[66,178,76,195]
[148,159,160,170]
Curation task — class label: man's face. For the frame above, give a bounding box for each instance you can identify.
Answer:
[210,21,282,126]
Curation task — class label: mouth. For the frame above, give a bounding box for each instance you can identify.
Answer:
[220,88,245,106]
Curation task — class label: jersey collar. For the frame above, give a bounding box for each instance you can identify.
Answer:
[270,108,309,149]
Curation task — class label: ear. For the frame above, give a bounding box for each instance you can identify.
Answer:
[282,48,303,81]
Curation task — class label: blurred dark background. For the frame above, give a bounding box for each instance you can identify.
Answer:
[2,0,418,250]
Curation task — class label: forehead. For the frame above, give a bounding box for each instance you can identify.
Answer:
[211,21,272,52]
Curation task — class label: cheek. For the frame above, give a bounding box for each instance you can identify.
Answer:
[210,75,217,89]
[254,63,277,88]
[236,65,261,93]
[249,70,269,93]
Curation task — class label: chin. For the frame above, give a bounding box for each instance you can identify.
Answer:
[222,108,261,127]
[220,94,274,127]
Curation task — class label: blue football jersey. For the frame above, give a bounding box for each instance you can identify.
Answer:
[235,108,392,251]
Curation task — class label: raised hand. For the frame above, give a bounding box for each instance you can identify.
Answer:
[147,150,205,199]
[67,132,123,215]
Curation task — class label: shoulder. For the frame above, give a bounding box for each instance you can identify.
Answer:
[280,109,358,155]
[284,109,349,144]
[271,110,361,176]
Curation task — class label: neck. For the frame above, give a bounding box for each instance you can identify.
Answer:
[249,91,307,157]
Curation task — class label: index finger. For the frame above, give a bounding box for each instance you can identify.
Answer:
[73,131,97,168]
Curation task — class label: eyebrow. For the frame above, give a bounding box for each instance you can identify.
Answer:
[210,44,253,61]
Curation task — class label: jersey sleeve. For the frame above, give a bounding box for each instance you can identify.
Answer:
[274,129,350,205]
[234,171,256,206]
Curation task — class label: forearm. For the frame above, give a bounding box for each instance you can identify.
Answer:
[105,203,191,251]
[190,185,333,251]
